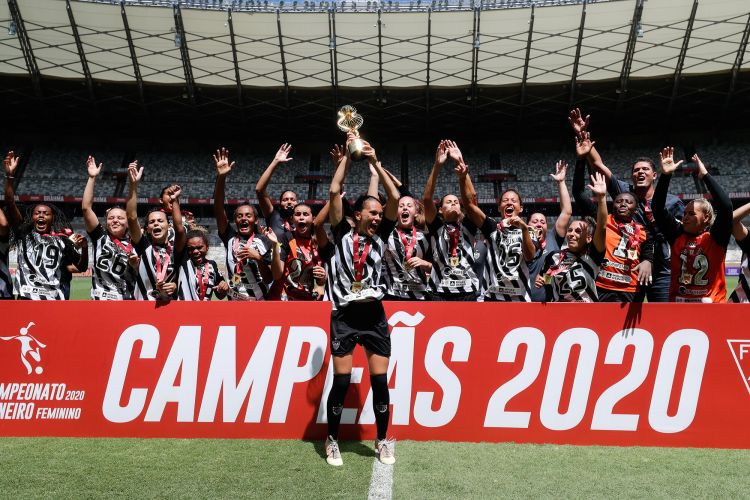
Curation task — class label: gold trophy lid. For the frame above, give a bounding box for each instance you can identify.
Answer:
[337,105,364,134]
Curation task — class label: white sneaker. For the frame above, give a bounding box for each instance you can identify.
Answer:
[325,436,343,466]
[375,437,396,465]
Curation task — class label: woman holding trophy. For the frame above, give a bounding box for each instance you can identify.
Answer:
[323,107,399,467]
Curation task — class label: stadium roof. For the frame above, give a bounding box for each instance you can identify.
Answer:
[1,0,749,139]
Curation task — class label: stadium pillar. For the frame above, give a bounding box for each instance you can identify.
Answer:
[7,0,42,98]
[517,5,535,127]
[616,0,644,116]
[173,4,197,106]
[121,1,147,112]
[377,9,385,105]
[568,0,587,110]
[65,0,95,102]
[227,8,245,113]
[276,9,291,110]
[425,8,432,125]
[723,12,750,118]
[667,0,699,121]
[470,3,482,118]
[328,8,339,109]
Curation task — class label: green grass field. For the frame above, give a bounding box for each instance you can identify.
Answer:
[1,438,748,498]
[68,277,743,301]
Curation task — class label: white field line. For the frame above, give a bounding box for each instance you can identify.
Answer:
[367,458,393,500]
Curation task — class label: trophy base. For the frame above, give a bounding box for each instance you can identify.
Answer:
[348,138,365,161]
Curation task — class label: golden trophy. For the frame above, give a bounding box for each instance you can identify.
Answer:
[336,105,365,161]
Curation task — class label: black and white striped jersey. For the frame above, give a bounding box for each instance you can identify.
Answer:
[541,248,603,302]
[132,235,185,301]
[88,224,136,300]
[729,236,750,303]
[0,235,11,298]
[326,218,396,310]
[479,217,537,302]
[177,259,225,301]
[219,226,272,301]
[13,232,77,300]
[427,218,480,296]
[383,226,431,300]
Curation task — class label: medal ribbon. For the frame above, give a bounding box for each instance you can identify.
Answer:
[111,236,133,255]
[233,233,255,278]
[153,243,172,282]
[352,232,372,282]
[195,263,208,301]
[615,219,641,260]
[398,227,417,262]
[546,250,571,277]
[295,237,321,267]
[446,223,461,261]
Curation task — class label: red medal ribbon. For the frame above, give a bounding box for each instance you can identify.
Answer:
[397,226,417,262]
[615,219,641,259]
[352,232,372,282]
[445,223,461,259]
[233,233,255,277]
[111,236,133,255]
[295,237,321,267]
[195,263,208,301]
[546,250,571,277]
[153,243,172,282]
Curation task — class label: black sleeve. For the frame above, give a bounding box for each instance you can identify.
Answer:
[572,158,596,218]
[479,216,497,240]
[219,224,234,246]
[608,172,628,199]
[133,234,150,257]
[258,234,274,264]
[704,174,733,248]
[61,237,79,265]
[589,244,605,266]
[378,217,398,240]
[211,260,225,284]
[88,224,105,242]
[737,232,750,255]
[268,211,286,239]
[652,173,681,244]
[397,184,414,199]
[427,217,443,236]
[640,233,654,263]
[331,220,352,244]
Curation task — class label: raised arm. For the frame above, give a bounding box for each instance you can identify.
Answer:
[365,145,399,221]
[423,141,448,224]
[572,157,596,217]
[551,160,572,237]
[653,147,682,244]
[166,185,186,254]
[125,161,144,245]
[695,154,732,248]
[328,146,351,229]
[82,155,102,233]
[588,172,608,254]
[213,147,235,237]
[367,162,380,198]
[568,109,612,181]
[453,150,486,228]
[3,151,22,228]
[733,201,750,242]
[255,143,293,220]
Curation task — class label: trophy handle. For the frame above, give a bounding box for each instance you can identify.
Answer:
[348,138,365,161]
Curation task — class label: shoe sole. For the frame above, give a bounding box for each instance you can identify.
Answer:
[326,457,343,467]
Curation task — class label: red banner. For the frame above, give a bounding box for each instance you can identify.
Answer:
[1,302,749,448]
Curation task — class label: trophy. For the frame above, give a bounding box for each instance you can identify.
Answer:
[336,105,365,161]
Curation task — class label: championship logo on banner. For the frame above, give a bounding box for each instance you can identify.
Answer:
[1,302,750,449]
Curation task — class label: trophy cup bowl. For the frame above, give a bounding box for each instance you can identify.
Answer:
[336,105,365,161]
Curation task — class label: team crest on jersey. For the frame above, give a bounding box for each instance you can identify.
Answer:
[1,321,46,375]
[727,340,750,399]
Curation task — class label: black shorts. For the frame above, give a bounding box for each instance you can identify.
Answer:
[330,300,391,357]
[596,287,638,303]
[434,291,477,301]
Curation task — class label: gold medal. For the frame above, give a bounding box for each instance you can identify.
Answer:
[627,249,638,260]
[232,274,242,285]
[403,259,412,270]
[449,256,460,267]
[544,274,552,285]
[680,273,693,285]
[351,281,363,293]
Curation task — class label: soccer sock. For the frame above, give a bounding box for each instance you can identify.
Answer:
[326,373,351,440]
[370,373,390,441]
